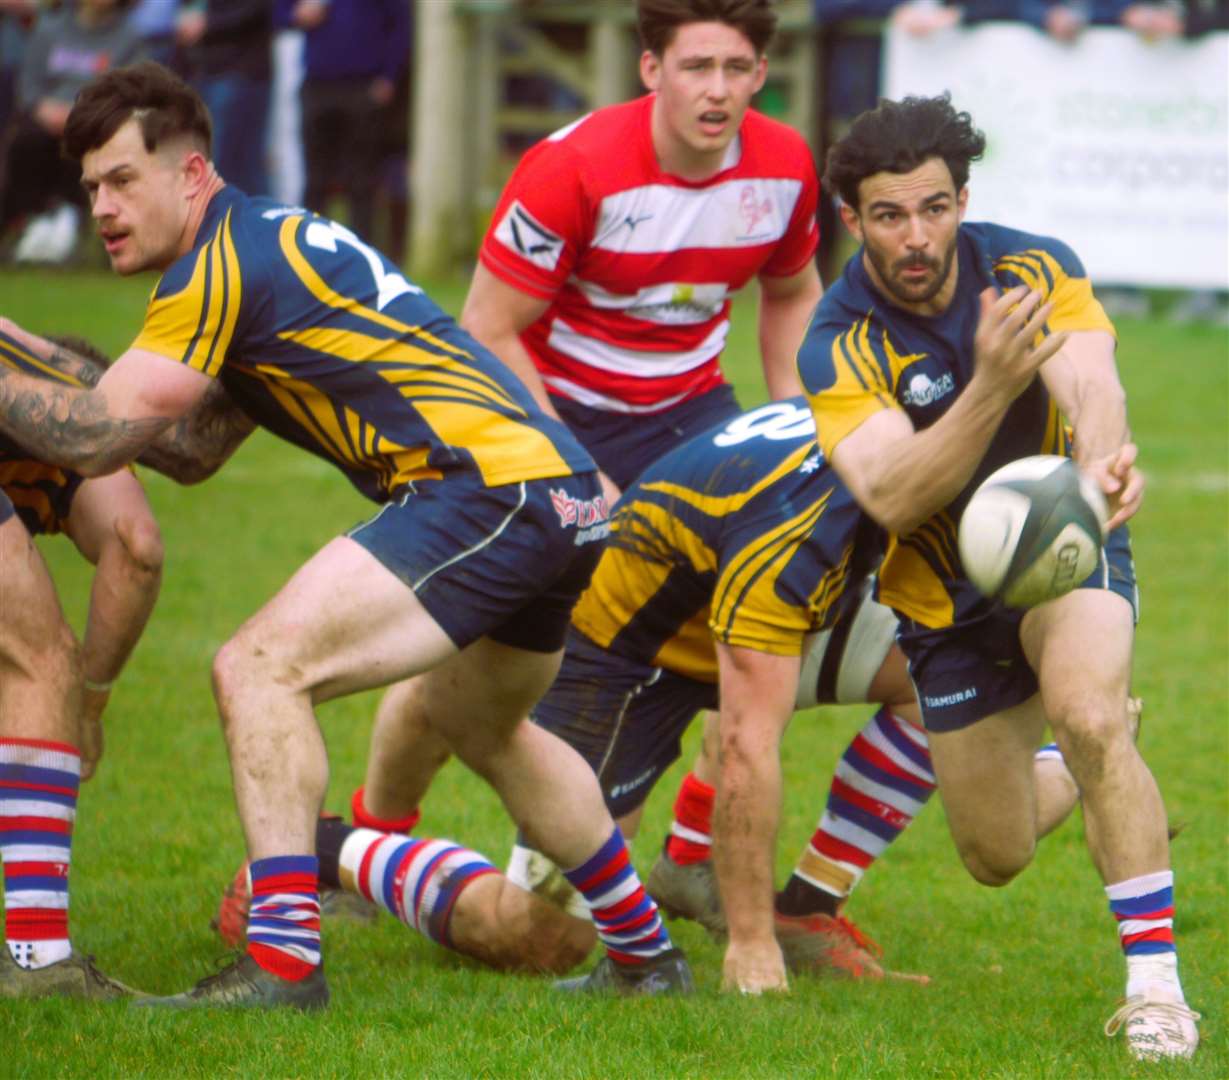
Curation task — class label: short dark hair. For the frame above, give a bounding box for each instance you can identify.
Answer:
[824,94,986,211]
[637,0,777,56]
[63,60,212,163]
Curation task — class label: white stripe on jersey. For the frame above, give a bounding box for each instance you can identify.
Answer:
[571,278,730,325]
[539,375,697,414]
[547,111,595,142]
[591,178,803,255]
[546,316,728,378]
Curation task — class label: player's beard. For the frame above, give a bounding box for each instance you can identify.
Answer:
[867,233,958,307]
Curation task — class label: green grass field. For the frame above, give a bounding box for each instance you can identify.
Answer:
[1,267,1226,1079]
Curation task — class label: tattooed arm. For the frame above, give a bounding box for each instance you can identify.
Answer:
[0,340,212,477]
[136,378,256,484]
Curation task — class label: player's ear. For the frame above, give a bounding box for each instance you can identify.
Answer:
[956,185,969,222]
[640,49,662,92]
[752,54,768,94]
[181,148,210,195]
[839,201,863,242]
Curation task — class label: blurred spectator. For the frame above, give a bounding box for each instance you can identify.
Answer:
[0,0,36,139]
[176,0,272,195]
[289,0,410,247]
[128,0,182,68]
[267,1,304,204]
[0,0,143,263]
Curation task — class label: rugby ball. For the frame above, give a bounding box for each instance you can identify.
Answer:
[958,455,1108,609]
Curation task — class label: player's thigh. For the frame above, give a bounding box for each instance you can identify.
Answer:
[927,694,1048,881]
[0,509,75,676]
[218,534,457,702]
[1020,586,1135,747]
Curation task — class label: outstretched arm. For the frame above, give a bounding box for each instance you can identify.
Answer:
[713,642,800,995]
[1040,329,1143,530]
[135,379,257,484]
[0,320,254,483]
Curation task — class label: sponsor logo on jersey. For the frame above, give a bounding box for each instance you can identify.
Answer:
[495,200,564,270]
[550,488,611,545]
[901,371,955,407]
[737,185,776,241]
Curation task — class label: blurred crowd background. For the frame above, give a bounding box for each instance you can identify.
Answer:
[0,0,1224,322]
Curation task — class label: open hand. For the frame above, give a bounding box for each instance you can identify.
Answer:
[721,939,789,995]
[973,287,1068,404]
[1085,442,1145,530]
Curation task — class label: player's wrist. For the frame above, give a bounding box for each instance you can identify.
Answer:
[83,678,114,694]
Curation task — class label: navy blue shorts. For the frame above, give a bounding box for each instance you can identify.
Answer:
[349,471,608,653]
[531,627,718,818]
[900,525,1138,733]
[0,489,14,527]
[551,384,742,491]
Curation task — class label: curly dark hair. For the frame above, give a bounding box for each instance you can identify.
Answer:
[637,0,777,55]
[824,94,986,211]
[64,60,212,163]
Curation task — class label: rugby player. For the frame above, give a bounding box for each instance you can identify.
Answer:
[349,400,1090,994]
[0,61,692,1007]
[350,0,824,872]
[0,330,164,782]
[797,94,1198,1058]
[0,329,162,1000]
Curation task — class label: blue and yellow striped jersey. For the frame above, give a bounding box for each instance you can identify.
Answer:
[798,222,1114,629]
[571,399,877,683]
[0,329,85,535]
[131,188,594,500]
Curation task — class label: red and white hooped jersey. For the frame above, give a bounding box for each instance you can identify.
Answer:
[479,94,820,414]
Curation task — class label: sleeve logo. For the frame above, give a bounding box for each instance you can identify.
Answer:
[494,200,564,271]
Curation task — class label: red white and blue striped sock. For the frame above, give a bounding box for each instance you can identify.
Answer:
[0,738,79,970]
[563,826,672,966]
[246,855,321,981]
[795,707,936,900]
[664,772,715,866]
[1107,870,1184,1000]
[337,827,498,947]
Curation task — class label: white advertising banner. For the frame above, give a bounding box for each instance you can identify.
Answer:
[883,24,1229,289]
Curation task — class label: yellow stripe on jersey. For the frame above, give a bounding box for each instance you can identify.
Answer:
[248,363,441,488]
[878,533,955,628]
[711,491,830,653]
[414,398,573,486]
[996,250,1115,337]
[809,316,903,459]
[639,443,813,519]
[652,615,721,683]
[276,325,525,414]
[277,219,482,366]
[572,499,717,653]
[807,540,855,630]
[134,210,242,376]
